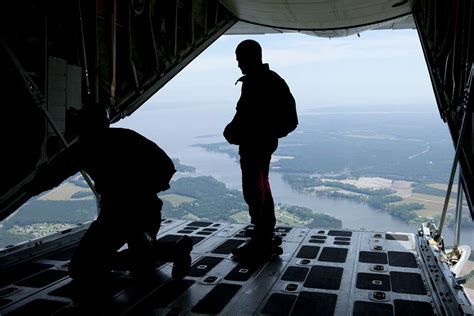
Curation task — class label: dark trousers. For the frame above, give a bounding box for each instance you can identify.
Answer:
[240,152,276,242]
[69,193,164,284]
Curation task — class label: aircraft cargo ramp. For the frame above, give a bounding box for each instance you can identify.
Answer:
[0,220,473,315]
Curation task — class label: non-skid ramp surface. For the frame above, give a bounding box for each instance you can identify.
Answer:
[261,293,297,316]
[191,283,242,314]
[0,220,441,315]
[353,301,394,316]
[224,261,263,282]
[211,238,245,254]
[292,292,338,316]
[5,299,69,316]
[128,279,196,312]
[281,266,310,282]
[296,245,320,259]
[359,251,388,264]
[187,256,224,277]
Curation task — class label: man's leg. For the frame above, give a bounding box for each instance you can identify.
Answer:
[240,154,260,225]
[251,153,275,243]
[69,219,121,282]
[153,235,193,279]
[69,212,126,307]
[126,196,163,280]
[127,195,192,280]
[235,153,276,259]
[70,195,145,294]
[260,157,276,240]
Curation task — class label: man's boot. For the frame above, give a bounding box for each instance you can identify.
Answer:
[171,235,193,280]
[232,234,273,262]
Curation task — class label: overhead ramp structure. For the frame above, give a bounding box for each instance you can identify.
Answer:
[0,0,474,315]
[0,0,237,219]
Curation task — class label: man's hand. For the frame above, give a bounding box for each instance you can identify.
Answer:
[223,122,241,145]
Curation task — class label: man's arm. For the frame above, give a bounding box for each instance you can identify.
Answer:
[224,111,243,145]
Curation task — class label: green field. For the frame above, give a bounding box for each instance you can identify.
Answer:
[427,183,458,192]
[231,209,315,227]
[160,194,195,206]
[403,193,455,217]
[276,210,307,227]
[230,211,250,223]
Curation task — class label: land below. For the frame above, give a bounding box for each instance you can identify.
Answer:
[1,108,473,292]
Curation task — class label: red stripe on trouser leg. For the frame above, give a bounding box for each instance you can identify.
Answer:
[240,154,275,242]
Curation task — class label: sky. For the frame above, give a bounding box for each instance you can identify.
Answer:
[129,29,437,116]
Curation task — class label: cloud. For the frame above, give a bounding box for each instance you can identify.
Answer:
[184,30,423,75]
[140,30,435,111]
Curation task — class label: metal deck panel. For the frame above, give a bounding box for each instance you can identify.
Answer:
[0,220,462,315]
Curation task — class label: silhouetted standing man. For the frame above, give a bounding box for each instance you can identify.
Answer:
[224,40,297,260]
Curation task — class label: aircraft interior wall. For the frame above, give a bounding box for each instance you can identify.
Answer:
[0,0,236,221]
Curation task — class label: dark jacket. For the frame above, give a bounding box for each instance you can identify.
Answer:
[224,63,294,154]
[81,128,175,196]
[29,128,175,197]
